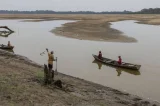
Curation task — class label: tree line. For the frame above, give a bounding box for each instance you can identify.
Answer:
[0,8,160,14]
[0,10,132,14]
[136,8,160,14]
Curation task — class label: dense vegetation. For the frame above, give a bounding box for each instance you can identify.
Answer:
[0,10,132,14]
[0,8,159,14]
[137,8,160,14]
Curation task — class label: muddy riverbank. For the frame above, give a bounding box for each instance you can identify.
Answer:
[0,49,159,106]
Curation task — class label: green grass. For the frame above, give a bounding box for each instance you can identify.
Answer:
[35,70,44,83]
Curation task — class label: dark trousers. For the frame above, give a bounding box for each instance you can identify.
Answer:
[48,64,53,69]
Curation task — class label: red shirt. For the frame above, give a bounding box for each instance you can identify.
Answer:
[98,53,102,59]
[118,58,122,65]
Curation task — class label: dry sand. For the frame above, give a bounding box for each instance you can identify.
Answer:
[1,14,159,42]
[0,49,159,106]
[50,14,160,42]
[52,20,137,42]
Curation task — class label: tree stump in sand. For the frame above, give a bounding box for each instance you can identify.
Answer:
[44,64,62,88]
[44,64,49,84]
[44,64,53,84]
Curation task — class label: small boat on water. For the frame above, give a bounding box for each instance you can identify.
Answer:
[92,60,141,76]
[0,45,14,50]
[92,54,141,70]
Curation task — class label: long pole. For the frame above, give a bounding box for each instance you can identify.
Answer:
[55,57,58,75]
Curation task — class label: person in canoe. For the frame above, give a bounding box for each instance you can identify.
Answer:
[117,56,122,65]
[7,41,14,48]
[98,51,102,59]
[8,41,11,47]
[46,48,56,79]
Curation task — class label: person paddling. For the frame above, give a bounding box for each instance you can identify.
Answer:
[46,48,56,79]
[118,56,122,65]
[98,51,102,59]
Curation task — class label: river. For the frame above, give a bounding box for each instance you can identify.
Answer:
[0,19,160,102]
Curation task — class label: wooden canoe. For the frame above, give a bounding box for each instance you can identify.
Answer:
[0,45,14,50]
[92,60,141,76]
[92,54,141,70]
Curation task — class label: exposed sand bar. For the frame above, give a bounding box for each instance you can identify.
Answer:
[0,49,159,106]
[52,20,137,42]
[1,14,160,42]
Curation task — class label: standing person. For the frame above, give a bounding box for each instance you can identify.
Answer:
[98,51,102,59]
[46,48,55,80]
[118,56,122,65]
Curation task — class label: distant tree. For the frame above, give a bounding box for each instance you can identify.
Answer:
[137,8,160,14]
[0,10,134,14]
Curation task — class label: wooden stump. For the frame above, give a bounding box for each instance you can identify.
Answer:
[48,68,52,84]
[44,64,49,84]
[44,64,53,84]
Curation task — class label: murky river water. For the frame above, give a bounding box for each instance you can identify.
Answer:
[0,20,160,102]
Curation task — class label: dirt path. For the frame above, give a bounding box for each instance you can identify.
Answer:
[0,50,159,106]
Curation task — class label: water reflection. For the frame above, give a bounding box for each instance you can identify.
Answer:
[0,19,159,101]
[116,69,122,76]
[5,49,14,53]
[0,31,13,37]
[92,60,141,76]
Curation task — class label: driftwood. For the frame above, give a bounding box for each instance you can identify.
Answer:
[44,64,62,88]
[44,64,54,84]
[0,26,14,37]
[0,26,14,32]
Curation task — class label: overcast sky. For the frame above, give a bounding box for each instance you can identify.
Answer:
[0,0,160,12]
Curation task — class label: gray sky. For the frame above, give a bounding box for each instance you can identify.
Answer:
[1,0,160,11]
